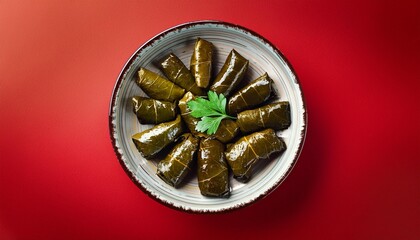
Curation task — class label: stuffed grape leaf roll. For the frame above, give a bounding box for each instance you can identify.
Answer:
[225,128,286,182]
[213,119,239,144]
[197,138,230,197]
[160,53,205,96]
[136,68,185,102]
[132,96,177,124]
[210,49,248,97]
[178,92,207,137]
[132,115,184,158]
[190,38,213,88]
[228,73,273,115]
[237,102,291,133]
[157,133,199,187]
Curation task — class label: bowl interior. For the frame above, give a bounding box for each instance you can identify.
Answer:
[110,22,306,212]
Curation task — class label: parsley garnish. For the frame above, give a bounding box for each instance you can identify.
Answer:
[187,91,236,135]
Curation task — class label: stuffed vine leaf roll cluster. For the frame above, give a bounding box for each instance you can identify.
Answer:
[130,37,293,197]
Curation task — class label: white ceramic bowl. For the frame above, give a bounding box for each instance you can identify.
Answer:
[109,21,307,213]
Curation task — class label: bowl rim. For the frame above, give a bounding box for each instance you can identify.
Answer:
[108,20,308,214]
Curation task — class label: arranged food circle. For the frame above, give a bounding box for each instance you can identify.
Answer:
[110,21,306,212]
[131,38,291,198]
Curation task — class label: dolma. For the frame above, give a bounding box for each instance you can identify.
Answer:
[157,133,199,187]
[132,96,177,124]
[178,92,207,137]
[136,68,185,102]
[197,138,230,197]
[237,102,291,133]
[213,119,239,143]
[132,115,184,158]
[228,73,273,115]
[190,38,213,88]
[160,53,205,96]
[225,128,286,182]
[210,49,248,97]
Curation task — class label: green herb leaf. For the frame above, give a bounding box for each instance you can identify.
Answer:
[187,100,219,118]
[196,116,225,135]
[187,91,235,135]
[219,93,227,114]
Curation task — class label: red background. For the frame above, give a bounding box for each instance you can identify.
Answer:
[1,0,419,239]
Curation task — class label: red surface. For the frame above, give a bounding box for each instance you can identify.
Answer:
[1,0,419,239]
